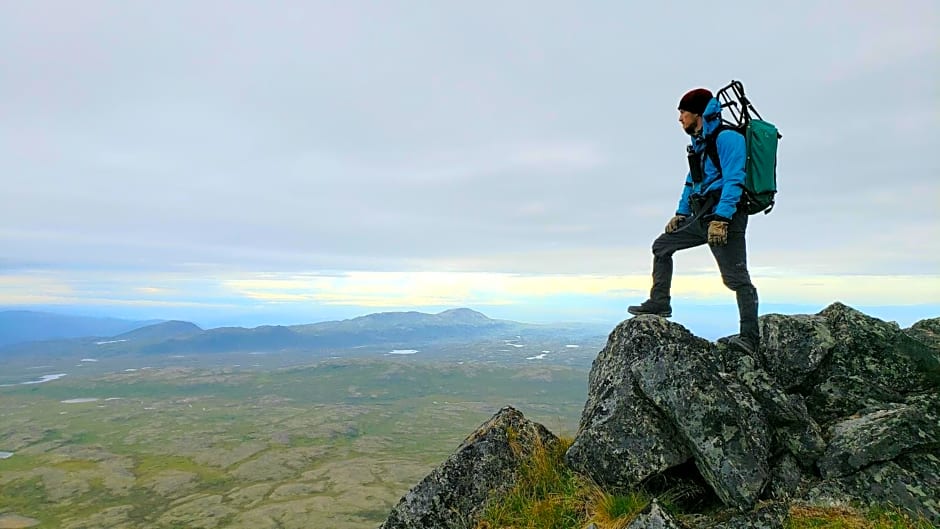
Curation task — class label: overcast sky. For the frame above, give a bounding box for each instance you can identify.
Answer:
[1,1,938,333]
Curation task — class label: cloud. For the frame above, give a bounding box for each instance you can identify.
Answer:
[216,270,940,310]
[0,1,937,321]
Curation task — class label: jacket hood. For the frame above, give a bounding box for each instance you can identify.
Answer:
[701,97,723,137]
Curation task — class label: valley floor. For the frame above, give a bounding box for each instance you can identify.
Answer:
[0,358,588,528]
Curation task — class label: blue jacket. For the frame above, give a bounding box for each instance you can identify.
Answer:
[676,97,746,221]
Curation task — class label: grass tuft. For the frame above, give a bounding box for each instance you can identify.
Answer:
[477,436,655,529]
[584,485,651,529]
[477,435,586,529]
[786,504,935,529]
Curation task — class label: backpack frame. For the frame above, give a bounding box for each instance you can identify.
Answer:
[706,80,782,215]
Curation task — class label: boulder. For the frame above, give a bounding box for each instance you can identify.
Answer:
[804,303,940,424]
[906,317,940,352]
[733,355,825,467]
[758,313,835,390]
[818,394,940,479]
[632,343,771,510]
[565,317,695,490]
[807,451,940,524]
[379,406,558,529]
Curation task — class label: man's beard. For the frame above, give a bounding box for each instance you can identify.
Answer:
[684,123,699,135]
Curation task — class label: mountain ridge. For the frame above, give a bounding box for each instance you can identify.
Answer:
[0,308,607,358]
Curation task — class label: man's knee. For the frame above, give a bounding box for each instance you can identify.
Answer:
[652,232,679,258]
[722,279,749,291]
[720,263,752,291]
[652,239,672,259]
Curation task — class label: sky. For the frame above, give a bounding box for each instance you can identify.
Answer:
[1,1,938,337]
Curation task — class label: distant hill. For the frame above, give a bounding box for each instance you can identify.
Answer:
[143,309,513,354]
[115,321,203,342]
[0,308,607,358]
[0,310,160,347]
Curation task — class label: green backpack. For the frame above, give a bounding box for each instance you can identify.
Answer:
[706,80,781,215]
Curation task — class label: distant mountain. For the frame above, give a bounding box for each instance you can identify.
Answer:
[143,309,512,354]
[0,310,160,347]
[115,321,203,342]
[295,307,497,331]
[0,308,608,358]
[140,325,305,354]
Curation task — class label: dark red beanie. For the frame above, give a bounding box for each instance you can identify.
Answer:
[678,88,713,115]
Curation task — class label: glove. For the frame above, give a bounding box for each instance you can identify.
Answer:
[665,215,687,233]
[707,220,729,246]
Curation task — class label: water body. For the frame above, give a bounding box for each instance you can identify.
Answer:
[0,374,67,387]
[0,451,13,459]
[61,398,100,404]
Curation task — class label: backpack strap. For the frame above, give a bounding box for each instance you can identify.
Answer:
[705,125,752,211]
[704,124,738,175]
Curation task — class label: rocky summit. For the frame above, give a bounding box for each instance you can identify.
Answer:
[379,303,940,528]
[379,406,559,529]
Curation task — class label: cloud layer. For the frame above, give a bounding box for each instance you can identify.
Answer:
[1,1,938,324]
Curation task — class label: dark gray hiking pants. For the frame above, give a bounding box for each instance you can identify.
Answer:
[649,208,759,342]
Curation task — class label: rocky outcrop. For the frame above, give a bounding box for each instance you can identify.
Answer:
[630,322,771,509]
[380,303,940,527]
[800,304,940,424]
[905,317,940,353]
[566,316,779,510]
[379,406,558,529]
[564,317,698,491]
[566,302,939,522]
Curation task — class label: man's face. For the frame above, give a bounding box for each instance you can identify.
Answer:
[678,110,701,135]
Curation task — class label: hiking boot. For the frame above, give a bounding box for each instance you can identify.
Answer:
[627,300,672,317]
[727,334,758,355]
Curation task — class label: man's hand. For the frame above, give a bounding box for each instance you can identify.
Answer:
[707,220,729,246]
[665,215,687,233]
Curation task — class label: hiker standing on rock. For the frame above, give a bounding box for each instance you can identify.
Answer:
[628,88,760,354]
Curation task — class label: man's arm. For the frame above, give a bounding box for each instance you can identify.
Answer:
[676,172,693,216]
[712,130,747,221]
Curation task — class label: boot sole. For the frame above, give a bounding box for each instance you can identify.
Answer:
[627,308,672,318]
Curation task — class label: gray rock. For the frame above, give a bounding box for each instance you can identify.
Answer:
[818,394,940,479]
[906,317,940,352]
[805,303,940,424]
[734,355,825,467]
[806,451,940,524]
[758,313,835,390]
[632,339,771,510]
[379,406,558,529]
[707,502,788,529]
[625,499,682,529]
[566,317,694,490]
[767,453,803,501]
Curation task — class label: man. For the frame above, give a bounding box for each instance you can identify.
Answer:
[627,88,760,354]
